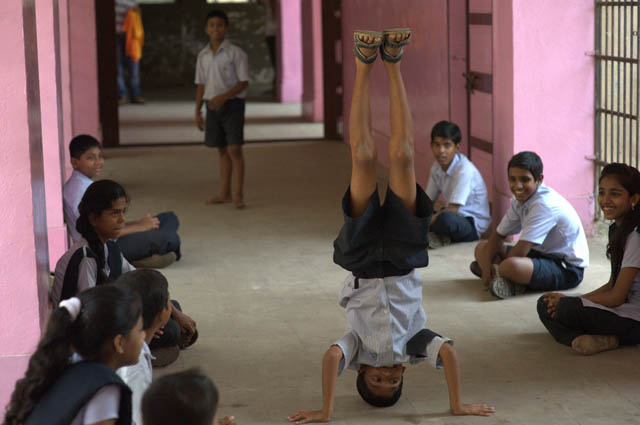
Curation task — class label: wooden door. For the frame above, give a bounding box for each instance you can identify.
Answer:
[466,0,493,213]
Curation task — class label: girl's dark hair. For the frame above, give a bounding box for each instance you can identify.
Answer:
[600,163,640,285]
[142,368,219,425]
[115,270,169,330]
[76,180,129,285]
[508,151,544,181]
[3,285,141,425]
[430,120,462,145]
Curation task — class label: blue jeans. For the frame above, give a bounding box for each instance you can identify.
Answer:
[116,33,141,98]
[430,211,478,243]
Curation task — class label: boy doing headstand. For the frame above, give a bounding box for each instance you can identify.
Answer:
[288,29,494,424]
[471,151,589,299]
[426,121,491,248]
[195,9,249,209]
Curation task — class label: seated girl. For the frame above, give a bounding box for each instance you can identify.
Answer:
[3,285,144,425]
[538,163,640,355]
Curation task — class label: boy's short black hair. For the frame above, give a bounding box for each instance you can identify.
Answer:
[69,134,101,159]
[508,151,544,181]
[206,9,229,26]
[115,269,169,330]
[430,120,462,145]
[356,372,403,407]
[142,368,219,425]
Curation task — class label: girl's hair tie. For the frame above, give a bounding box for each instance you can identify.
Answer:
[58,297,82,321]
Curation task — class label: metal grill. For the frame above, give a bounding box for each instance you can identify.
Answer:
[595,1,639,169]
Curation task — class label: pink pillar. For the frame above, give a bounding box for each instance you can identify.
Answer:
[493,0,595,234]
[58,0,75,180]
[301,0,323,122]
[277,0,303,103]
[68,0,100,139]
[0,0,50,409]
[37,0,68,266]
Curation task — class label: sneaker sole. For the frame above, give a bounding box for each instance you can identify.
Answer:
[490,278,514,299]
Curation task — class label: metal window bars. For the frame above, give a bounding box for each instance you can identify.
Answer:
[595,0,639,216]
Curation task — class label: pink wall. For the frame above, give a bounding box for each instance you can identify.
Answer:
[0,1,49,410]
[59,0,75,180]
[341,0,454,180]
[68,0,100,139]
[37,0,68,266]
[494,0,595,233]
[278,0,303,103]
[301,0,324,122]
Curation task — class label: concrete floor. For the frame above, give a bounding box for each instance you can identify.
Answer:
[119,101,324,145]
[103,142,640,425]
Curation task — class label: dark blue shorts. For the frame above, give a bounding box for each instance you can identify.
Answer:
[333,185,433,277]
[507,247,584,291]
[205,98,245,148]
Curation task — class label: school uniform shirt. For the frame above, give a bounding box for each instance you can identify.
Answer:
[496,184,589,269]
[117,342,153,425]
[51,238,135,305]
[426,153,491,236]
[333,270,451,374]
[581,229,640,321]
[195,39,249,101]
[63,170,94,242]
[70,354,122,425]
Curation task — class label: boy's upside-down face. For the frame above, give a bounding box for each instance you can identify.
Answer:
[359,364,406,397]
[508,166,542,203]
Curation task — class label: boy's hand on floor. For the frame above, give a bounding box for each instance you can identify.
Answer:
[195,113,205,131]
[287,409,331,424]
[451,403,495,416]
[174,310,197,335]
[218,416,237,425]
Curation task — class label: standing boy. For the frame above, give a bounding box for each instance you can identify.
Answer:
[195,9,249,209]
[288,29,494,424]
[426,120,491,248]
[63,134,181,268]
[471,151,589,299]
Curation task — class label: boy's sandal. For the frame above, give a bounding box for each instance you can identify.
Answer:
[353,30,383,64]
[380,28,412,63]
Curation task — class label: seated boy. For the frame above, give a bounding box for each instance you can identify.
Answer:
[471,151,589,299]
[63,134,182,268]
[288,29,494,424]
[141,368,237,425]
[116,269,173,425]
[426,121,491,248]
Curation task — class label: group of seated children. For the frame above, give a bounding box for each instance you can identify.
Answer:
[3,282,235,425]
[54,135,197,367]
[6,27,640,425]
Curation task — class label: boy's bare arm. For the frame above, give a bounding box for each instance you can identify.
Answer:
[287,345,342,424]
[505,240,533,259]
[439,343,495,417]
[195,84,205,130]
[480,231,505,285]
[208,81,249,111]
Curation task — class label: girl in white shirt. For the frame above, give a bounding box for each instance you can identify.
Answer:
[4,285,145,425]
[539,163,640,355]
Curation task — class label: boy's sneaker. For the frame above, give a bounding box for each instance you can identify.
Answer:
[131,252,177,269]
[469,261,482,278]
[489,277,526,299]
[428,232,451,249]
[571,335,619,355]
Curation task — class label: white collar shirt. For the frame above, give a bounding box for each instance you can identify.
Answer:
[63,170,94,242]
[496,184,589,268]
[333,270,450,374]
[195,39,249,100]
[117,342,153,425]
[425,153,491,235]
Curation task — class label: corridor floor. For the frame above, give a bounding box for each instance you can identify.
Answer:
[103,142,640,425]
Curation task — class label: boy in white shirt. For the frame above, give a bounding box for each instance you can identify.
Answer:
[471,151,589,299]
[116,269,173,425]
[426,121,491,248]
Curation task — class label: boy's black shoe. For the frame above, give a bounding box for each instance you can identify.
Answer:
[151,345,180,368]
[469,261,482,278]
